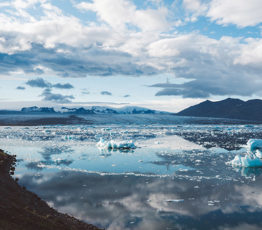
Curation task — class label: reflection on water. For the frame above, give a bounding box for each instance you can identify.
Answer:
[1,125,262,229]
[18,171,262,230]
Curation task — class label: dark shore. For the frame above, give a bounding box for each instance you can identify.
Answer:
[0,149,102,230]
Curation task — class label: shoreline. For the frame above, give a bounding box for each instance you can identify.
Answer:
[0,114,261,126]
[0,149,102,230]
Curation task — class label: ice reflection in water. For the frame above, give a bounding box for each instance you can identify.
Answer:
[1,125,262,229]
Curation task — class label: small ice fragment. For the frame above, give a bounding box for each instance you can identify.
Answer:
[166,199,184,203]
[112,164,116,167]
[208,201,215,206]
[194,186,199,189]
[179,168,189,172]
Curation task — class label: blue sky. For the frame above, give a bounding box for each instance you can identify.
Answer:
[0,0,262,112]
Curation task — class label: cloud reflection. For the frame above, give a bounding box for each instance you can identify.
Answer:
[18,171,262,230]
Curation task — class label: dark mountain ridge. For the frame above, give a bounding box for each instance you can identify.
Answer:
[177,98,262,121]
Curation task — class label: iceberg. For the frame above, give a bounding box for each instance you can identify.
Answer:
[229,154,262,167]
[228,139,262,167]
[247,139,262,154]
[97,138,136,150]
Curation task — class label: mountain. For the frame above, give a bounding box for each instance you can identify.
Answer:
[115,106,159,114]
[21,106,56,113]
[0,106,167,115]
[177,98,262,121]
[61,107,95,114]
[61,106,163,114]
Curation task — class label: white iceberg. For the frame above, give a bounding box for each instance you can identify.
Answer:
[227,139,262,167]
[97,138,136,150]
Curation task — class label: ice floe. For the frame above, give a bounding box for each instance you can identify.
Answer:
[228,139,262,167]
[138,135,204,150]
[97,138,136,150]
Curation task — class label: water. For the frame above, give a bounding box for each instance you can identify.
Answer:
[1,125,262,230]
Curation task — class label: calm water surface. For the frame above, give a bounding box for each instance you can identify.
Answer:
[1,125,262,230]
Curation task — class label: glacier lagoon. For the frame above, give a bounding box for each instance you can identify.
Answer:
[1,125,262,230]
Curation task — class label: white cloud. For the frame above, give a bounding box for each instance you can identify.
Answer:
[76,0,170,32]
[183,0,207,21]
[13,0,45,9]
[234,38,262,67]
[183,0,262,27]
[0,1,114,54]
[1,0,262,99]
[147,33,262,97]
[207,0,262,27]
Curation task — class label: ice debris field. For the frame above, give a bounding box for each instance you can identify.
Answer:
[1,125,262,180]
[2,125,262,230]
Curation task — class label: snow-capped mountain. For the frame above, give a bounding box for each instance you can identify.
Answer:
[11,106,169,115]
[61,106,167,114]
[21,106,56,113]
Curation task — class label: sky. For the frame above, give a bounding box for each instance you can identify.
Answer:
[0,0,262,112]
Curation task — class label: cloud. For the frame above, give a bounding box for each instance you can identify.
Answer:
[183,0,207,22]
[152,82,221,98]
[81,89,90,95]
[52,83,74,89]
[16,86,25,90]
[18,165,262,230]
[148,34,262,98]
[26,77,51,88]
[76,0,170,32]
[101,91,112,96]
[0,0,161,78]
[207,0,262,27]
[0,43,157,77]
[41,88,74,103]
[1,0,262,100]
[26,77,74,90]
[183,0,262,27]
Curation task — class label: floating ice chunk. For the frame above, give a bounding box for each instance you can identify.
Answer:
[228,139,262,168]
[165,199,184,203]
[228,154,262,167]
[247,139,262,154]
[228,155,242,166]
[208,201,215,206]
[97,138,136,150]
